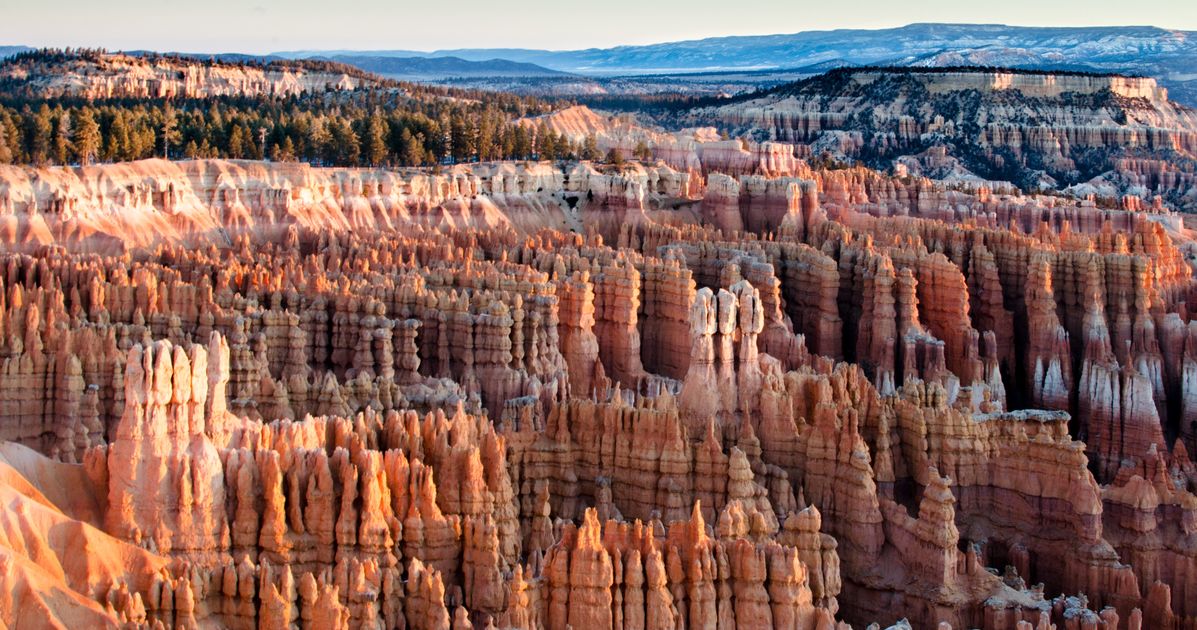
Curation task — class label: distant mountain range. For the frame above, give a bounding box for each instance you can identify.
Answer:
[0,46,31,59]
[6,24,1197,104]
[275,23,1197,104]
[308,55,569,79]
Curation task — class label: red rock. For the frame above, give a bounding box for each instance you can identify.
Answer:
[1,152,1195,628]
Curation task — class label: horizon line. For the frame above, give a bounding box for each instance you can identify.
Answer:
[2,21,1193,58]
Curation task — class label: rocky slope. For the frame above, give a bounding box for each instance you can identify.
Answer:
[520,105,804,177]
[689,67,1197,210]
[0,50,386,100]
[0,149,1195,629]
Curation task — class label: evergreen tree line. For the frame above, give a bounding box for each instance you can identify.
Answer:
[0,90,609,168]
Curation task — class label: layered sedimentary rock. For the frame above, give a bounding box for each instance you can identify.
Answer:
[2,151,1197,630]
[691,67,1197,210]
[0,51,380,99]
[523,105,806,177]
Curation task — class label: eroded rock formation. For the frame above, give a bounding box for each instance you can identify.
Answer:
[0,149,1195,630]
[691,68,1197,210]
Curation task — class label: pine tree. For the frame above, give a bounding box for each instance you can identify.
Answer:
[274,136,296,162]
[72,108,102,165]
[1,111,21,163]
[307,118,332,165]
[399,128,423,166]
[449,114,476,163]
[228,124,247,159]
[581,135,600,161]
[634,140,652,162]
[535,122,557,161]
[476,112,496,162]
[52,109,71,164]
[430,119,449,163]
[328,118,360,166]
[280,136,296,161]
[27,105,53,166]
[159,105,180,159]
[251,125,266,160]
[131,118,157,159]
[362,111,388,166]
[512,125,532,160]
[499,126,515,159]
[0,112,12,164]
[104,111,129,162]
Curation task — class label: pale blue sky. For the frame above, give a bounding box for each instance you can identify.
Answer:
[2,0,1196,53]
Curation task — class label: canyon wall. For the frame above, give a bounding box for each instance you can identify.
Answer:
[689,68,1197,210]
[0,52,379,99]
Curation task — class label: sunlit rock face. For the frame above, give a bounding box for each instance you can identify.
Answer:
[0,51,379,99]
[0,150,1196,630]
[690,68,1197,211]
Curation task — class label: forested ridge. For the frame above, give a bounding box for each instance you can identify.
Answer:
[0,49,598,167]
[0,47,391,86]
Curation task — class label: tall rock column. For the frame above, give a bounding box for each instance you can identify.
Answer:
[1078,261,1167,480]
[1025,258,1072,410]
[593,255,647,386]
[567,509,615,630]
[680,287,721,433]
[703,173,745,234]
[732,280,765,416]
[559,270,602,398]
[105,334,228,557]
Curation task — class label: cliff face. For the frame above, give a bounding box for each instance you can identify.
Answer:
[522,106,803,178]
[0,159,574,253]
[0,52,381,99]
[0,154,1196,630]
[689,68,1197,208]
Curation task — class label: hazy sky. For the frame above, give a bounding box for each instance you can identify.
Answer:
[3,0,1196,54]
